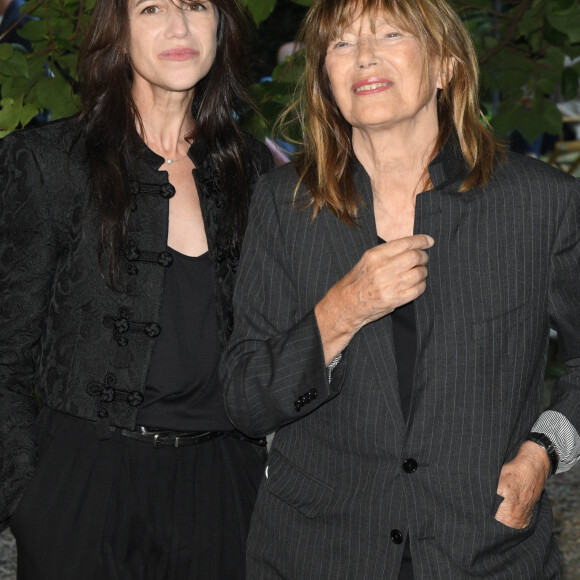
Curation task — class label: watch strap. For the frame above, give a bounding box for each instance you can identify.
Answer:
[526,432,559,476]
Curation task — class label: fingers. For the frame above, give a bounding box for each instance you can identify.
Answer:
[494,495,532,530]
[494,449,547,530]
[389,234,435,252]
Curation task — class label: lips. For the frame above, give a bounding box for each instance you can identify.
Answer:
[159,48,198,61]
[352,77,393,94]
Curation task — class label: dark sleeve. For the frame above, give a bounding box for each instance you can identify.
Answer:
[545,177,580,438]
[0,135,65,530]
[253,138,276,176]
[221,171,347,438]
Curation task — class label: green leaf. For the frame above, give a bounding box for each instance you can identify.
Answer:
[32,72,78,120]
[543,20,570,47]
[530,93,563,138]
[537,78,555,95]
[0,50,29,78]
[246,0,276,26]
[20,102,41,127]
[561,67,579,101]
[485,49,534,93]
[45,17,76,40]
[272,52,304,84]
[547,2,580,43]
[19,19,49,42]
[57,53,79,76]
[0,97,23,133]
[491,90,562,143]
[550,0,580,14]
[291,0,314,6]
[517,0,545,38]
[0,44,14,61]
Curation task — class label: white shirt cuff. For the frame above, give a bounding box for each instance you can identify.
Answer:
[532,410,580,474]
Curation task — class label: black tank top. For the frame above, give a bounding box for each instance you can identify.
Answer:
[138,248,233,431]
[378,236,416,575]
[377,237,416,420]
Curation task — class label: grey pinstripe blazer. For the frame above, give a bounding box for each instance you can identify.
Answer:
[222,138,580,579]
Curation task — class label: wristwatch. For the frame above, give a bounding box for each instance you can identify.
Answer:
[526,432,559,476]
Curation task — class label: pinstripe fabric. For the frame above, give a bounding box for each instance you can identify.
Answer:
[222,138,580,579]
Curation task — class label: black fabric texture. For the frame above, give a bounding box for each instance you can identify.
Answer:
[139,249,231,431]
[11,407,265,580]
[0,114,274,530]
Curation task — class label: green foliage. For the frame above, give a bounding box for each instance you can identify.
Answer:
[240,51,305,144]
[240,0,277,26]
[0,0,579,144]
[0,0,92,133]
[454,0,580,141]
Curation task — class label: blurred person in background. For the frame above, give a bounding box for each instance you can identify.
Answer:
[0,0,29,49]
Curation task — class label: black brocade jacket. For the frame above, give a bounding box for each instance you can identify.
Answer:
[0,116,274,530]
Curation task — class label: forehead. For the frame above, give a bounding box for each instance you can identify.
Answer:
[325,4,413,38]
[129,0,216,10]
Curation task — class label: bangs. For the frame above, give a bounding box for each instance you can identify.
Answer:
[309,0,438,55]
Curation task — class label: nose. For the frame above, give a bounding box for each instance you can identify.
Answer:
[356,38,379,69]
[165,7,190,38]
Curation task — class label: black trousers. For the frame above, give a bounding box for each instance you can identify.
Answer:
[11,407,265,580]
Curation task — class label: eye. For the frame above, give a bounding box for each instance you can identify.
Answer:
[184,1,208,10]
[379,31,400,39]
[330,39,353,50]
[141,4,159,14]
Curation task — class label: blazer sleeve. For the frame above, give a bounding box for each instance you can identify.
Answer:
[0,135,65,530]
[541,177,580,471]
[221,172,347,438]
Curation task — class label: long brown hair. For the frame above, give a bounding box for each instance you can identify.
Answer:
[280,0,504,225]
[78,0,254,278]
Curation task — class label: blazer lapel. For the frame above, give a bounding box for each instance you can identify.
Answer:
[324,160,406,431]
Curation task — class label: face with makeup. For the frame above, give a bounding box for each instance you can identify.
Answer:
[325,10,443,137]
[127,0,219,97]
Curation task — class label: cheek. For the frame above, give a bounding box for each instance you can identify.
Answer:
[326,62,345,99]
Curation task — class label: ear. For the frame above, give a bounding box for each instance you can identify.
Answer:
[437,56,455,90]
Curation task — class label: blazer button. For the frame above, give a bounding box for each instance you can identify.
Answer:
[402,458,418,473]
[390,529,403,544]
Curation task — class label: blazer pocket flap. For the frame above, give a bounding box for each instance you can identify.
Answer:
[472,298,531,340]
[265,450,334,518]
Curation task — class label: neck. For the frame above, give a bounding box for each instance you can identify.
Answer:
[353,117,439,201]
[133,81,196,160]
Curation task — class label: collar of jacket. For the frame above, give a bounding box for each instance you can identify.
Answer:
[131,135,236,350]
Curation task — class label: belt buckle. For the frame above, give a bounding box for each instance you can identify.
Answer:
[153,433,162,448]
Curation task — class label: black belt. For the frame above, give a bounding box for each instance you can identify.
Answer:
[120,425,266,448]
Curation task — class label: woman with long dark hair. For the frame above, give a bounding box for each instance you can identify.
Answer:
[0,1,272,578]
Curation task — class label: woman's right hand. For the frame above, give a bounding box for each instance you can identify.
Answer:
[314,234,434,364]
